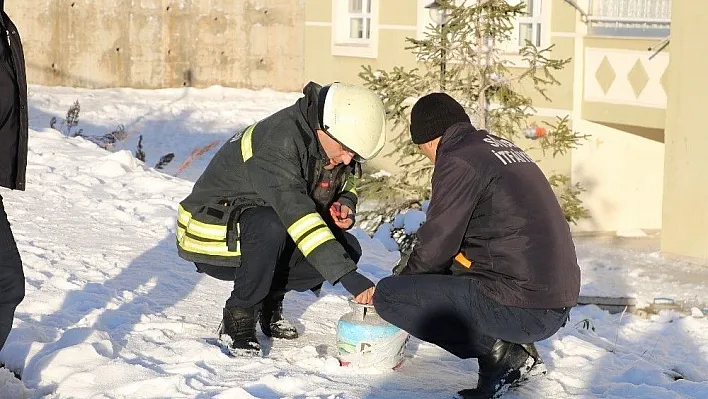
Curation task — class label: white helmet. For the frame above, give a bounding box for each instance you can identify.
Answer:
[318,83,387,162]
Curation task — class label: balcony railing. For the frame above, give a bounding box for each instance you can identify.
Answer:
[588,0,671,38]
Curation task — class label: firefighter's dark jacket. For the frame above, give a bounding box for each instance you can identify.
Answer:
[176,95,360,285]
[401,123,581,309]
[0,10,28,191]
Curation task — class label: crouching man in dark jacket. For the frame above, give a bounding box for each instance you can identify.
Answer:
[0,1,28,371]
[373,93,581,399]
[177,82,387,356]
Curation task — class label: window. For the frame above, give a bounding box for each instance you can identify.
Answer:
[588,0,671,38]
[516,0,543,47]
[415,0,548,60]
[347,0,373,41]
[498,0,548,56]
[332,0,378,58]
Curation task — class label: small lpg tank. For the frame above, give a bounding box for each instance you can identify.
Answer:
[336,300,409,369]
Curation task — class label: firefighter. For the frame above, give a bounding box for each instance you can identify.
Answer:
[177,82,387,356]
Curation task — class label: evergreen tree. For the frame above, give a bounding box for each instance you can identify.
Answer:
[357,0,590,233]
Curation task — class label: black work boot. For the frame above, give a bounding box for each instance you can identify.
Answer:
[519,343,547,380]
[219,306,261,356]
[457,340,538,399]
[259,295,299,340]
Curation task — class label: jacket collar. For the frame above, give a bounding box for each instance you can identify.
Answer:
[441,122,476,144]
[296,96,330,162]
[435,122,477,161]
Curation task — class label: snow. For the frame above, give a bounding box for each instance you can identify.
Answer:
[574,235,708,309]
[389,211,426,234]
[0,369,27,399]
[28,85,302,182]
[615,229,649,238]
[372,223,400,252]
[0,84,706,398]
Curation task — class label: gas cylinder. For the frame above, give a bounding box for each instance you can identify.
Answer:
[336,300,409,370]
[523,126,548,140]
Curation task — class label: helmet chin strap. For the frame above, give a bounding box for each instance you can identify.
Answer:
[316,84,331,129]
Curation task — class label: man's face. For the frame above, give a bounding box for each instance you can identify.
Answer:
[418,142,435,162]
[317,130,356,169]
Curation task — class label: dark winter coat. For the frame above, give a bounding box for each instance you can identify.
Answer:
[177,95,360,285]
[0,9,28,191]
[400,123,581,309]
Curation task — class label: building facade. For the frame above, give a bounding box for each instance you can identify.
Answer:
[661,1,708,262]
[304,0,675,238]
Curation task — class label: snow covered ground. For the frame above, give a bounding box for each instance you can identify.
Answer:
[0,85,707,398]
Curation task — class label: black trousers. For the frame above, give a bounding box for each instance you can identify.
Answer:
[0,195,24,352]
[195,206,362,309]
[373,274,570,359]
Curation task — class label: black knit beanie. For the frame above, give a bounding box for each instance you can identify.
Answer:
[410,93,470,144]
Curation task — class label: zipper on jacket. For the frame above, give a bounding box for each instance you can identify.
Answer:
[308,157,322,196]
[5,30,9,48]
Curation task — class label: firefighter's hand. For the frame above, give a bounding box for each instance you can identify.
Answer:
[353,286,375,305]
[330,202,354,229]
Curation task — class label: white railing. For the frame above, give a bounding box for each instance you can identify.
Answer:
[588,0,671,37]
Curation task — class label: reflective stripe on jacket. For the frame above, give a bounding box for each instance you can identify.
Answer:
[177,204,240,258]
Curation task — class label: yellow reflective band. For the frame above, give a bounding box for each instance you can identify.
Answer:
[299,227,335,256]
[177,226,186,242]
[179,236,241,257]
[178,204,192,225]
[241,124,257,162]
[186,218,227,241]
[287,213,326,242]
[343,178,358,196]
[178,204,228,241]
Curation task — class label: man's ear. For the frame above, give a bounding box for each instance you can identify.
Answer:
[422,141,433,153]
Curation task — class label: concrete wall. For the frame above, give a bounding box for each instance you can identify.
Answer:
[5,0,305,91]
[661,1,708,261]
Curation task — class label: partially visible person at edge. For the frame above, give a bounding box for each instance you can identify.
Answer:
[373,93,581,399]
[0,0,28,377]
[176,81,387,356]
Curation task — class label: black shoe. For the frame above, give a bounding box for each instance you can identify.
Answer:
[458,340,538,399]
[219,306,261,356]
[519,343,547,380]
[259,295,299,340]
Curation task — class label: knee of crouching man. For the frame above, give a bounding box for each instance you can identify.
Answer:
[372,276,395,307]
[6,270,25,305]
